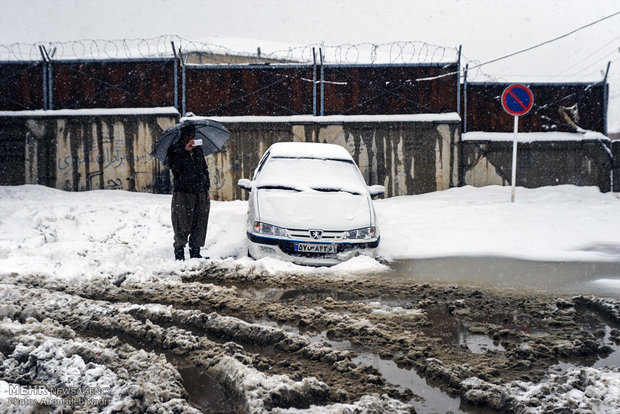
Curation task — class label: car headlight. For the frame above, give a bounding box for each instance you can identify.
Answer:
[253,221,288,237]
[345,226,376,240]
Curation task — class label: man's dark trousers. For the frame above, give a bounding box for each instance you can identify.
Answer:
[171,190,210,250]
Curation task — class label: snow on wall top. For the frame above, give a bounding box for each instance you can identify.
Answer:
[182,113,461,124]
[462,131,610,143]
[0,107,180,117]
[267,142,353,160]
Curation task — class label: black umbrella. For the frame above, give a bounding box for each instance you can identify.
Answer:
[152,118,231,166]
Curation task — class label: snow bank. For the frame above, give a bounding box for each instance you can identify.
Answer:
[375,184,620,262]
[1,184,619,285]
[214,256,388,278]
[0,185,245,283]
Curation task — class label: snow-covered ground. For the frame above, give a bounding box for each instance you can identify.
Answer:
[2,183,620,413]
[1,184,619,285]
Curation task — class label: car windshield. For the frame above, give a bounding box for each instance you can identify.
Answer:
[255,156,368,195]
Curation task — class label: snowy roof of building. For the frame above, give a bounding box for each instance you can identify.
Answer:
[462,131,610,143]
[0,107,180,117]
[182,113,461,124]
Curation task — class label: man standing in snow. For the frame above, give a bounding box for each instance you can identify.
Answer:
[167,124,210,261]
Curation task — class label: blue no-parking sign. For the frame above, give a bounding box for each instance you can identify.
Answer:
[502,84,534,116]
[501,84,535,203]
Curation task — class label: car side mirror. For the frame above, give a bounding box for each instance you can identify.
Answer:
[238,178,253,192]
[368,185,385,198]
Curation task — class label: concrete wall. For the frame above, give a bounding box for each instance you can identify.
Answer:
[462,139,614,192]
[0,111,461,199]
[208,116,461,200]
[5,109,615,198]
[0,108,179,192]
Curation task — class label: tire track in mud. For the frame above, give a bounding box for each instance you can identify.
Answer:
[181,263,620,411]
[4,275,419,399]
[2,261,620,413]
[0,318,205,413]
[0,276,413,413]
[6,273,444,404]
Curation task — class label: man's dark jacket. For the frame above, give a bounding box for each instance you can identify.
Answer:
[167,141,210,193]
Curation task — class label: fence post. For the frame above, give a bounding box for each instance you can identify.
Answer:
[459,63,469,188]
[463,64,468,134]
[48,62,53,110]
[456,45,462,115]
[171,41,179,111]
[38,46,48,110]
[41,46,53,110]
[320,48,324,116]
[312,48,317,116]
[181,49,186,116]
[603,61,611,136]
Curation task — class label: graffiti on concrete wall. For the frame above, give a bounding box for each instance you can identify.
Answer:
[206,157,226,192]
[56,136,227,193]
[57,136,156,178]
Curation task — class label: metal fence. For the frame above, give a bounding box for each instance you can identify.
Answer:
[184,64,315,116]
[0,36,610,134]
[0,62,44,110]
[462,81,607,134]
[0,40,461,117]
[321,63,458,115]
[51,58,177,110]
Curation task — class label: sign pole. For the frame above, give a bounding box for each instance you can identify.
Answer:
[511,115,518,203]
[501,84,533,203]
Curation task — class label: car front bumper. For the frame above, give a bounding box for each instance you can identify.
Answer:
[247,232,380,266]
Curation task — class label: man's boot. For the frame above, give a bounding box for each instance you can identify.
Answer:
[174,248,185,261]
[189,247,203,259]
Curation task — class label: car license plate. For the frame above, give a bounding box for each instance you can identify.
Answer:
[294,243,337,254]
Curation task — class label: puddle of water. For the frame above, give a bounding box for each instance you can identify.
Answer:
[545,307,620,380]
[386,257,620,299]
[462,334,505,354]
[256,318,302,334]
[82,330,238,413]
[263,319,496,413]
[240,287,360,303]
[593,325,620,369]
[240,287,286,302]
[307,330,352,351]
[422,306,505,353]
[351,352,496,414]
[571,309,620,369]
[455,322,505,354]
[170,355,238,413]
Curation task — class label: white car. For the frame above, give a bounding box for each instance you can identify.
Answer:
[238,142,384,266]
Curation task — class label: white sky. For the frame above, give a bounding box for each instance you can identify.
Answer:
[1,0,619,131]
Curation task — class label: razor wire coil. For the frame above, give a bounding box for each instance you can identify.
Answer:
[0,35,460,66]
[0,35,515,86]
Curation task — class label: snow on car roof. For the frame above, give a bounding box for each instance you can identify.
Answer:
[256,156,369,194]
[267,142,353,161]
